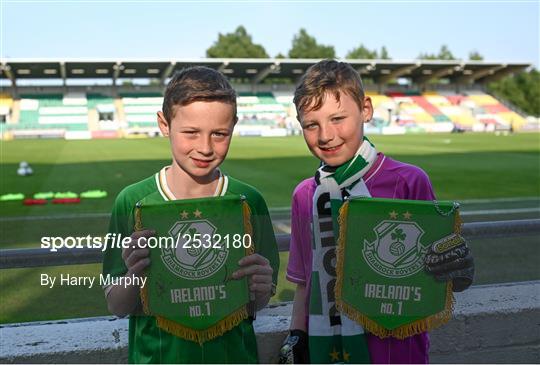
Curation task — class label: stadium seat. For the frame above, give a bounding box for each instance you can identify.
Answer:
[18,94,90,131]
[121,93,162,128]
[2,88,530,137]
[237,92,286,126]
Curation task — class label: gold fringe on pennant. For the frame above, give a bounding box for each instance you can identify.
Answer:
[140,280,151,315]
[335,200,349,309]
[155,306,249,345]
[242,200,255,256]
[141,280,249,345]
[137,201,150,317]
[335,200,455,340]
[139,197,254,345]
[242,200,256,317]
[134,203,144,232]
[454,207,462,235]
[336,281,454,339]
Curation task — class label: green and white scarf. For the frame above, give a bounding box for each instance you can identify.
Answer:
[309,137,377,363]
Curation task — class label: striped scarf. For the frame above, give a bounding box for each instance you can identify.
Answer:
[309,137,377,363]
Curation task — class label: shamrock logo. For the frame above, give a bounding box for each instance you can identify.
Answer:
[186,227,202,257]
[390,228,406,256]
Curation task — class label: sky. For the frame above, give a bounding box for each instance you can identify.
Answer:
[2,0,539,67]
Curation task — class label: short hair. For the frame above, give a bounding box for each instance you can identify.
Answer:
[162,66,237,123]
[293,59,365,118]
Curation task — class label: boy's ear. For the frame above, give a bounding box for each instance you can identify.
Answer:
[157,111,170,137]
[361,96,374,123]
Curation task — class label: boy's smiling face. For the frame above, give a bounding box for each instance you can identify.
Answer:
[158,101,235,181]
[299,91,373,167]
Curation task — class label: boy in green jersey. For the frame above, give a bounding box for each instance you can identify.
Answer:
[102,66,279,363]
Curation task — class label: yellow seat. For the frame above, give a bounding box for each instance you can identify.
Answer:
[499,112,527,129]
[468,94,499,106]
[0,94,13,107]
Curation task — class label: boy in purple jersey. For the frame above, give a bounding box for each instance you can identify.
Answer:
[279,60,474,364]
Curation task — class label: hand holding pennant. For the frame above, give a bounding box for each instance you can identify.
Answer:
[134,195,255,344]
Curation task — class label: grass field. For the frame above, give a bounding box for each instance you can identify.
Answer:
[1,133,539,323]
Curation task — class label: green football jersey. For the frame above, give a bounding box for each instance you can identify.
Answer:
[102,167,279,364]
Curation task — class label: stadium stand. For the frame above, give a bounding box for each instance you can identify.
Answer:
[87,94,115,119]
[1,59,535,139]
[238,93,285,116]
[17,94,89,131]
[120,93,162,134]
[237,92,288,135]
[424,93,475,127]
[0,89,528,138]
[362,91,526,133]
[464,93,527,130]
[0,93,13,124]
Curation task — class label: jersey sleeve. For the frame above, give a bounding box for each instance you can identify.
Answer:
[248,192,280,286]
[399,165,437,201]
[102,192,132,278]
[286,183,311,285]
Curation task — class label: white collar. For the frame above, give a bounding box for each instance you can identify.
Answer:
[155,166,228,201]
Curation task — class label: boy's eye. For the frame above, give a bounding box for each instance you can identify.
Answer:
[303,123,318,130]
[331,116,345,122]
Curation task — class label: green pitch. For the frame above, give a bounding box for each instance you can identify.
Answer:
[1,133,539,323]
[2,133,539,217]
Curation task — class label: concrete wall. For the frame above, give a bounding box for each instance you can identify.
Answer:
[1,281,538,364]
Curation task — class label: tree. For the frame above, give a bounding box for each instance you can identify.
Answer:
[346,44,391,59]
[275,52,286,59]
[418,45,456,60]
[469,50,484,60]
[417,51,437,60]
[288,28,335,59]
[346,44,378,59]
[380,46,391,60]
[488,69,540,117]
[206,26,268,58]
[438,45,455,60]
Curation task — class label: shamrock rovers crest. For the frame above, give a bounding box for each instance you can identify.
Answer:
[363,220,428,278]
[161,219,228,280]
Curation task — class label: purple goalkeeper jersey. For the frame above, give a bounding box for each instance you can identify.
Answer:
[287,153,436,364]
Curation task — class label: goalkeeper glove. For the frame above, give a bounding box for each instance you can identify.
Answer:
[279,329,309,364]
[425,234,475,292]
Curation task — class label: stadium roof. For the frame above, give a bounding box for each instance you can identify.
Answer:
[1,58,532,85]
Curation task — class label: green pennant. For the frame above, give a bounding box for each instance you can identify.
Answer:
[134,195,254,344]
[335,197,458,339]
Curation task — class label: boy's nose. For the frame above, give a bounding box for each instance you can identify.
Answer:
[198,136,213,155]
[318,124,335,144]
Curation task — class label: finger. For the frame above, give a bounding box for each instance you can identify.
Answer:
[126,248,150,268]
[249,274,273,285]
[135,237,148,249]
[128,257,151,276]
[249,282,272,293]
[122,239,146,260]
[452,274,474,292]
[447,266,475,281]
[238,253,270,267]
[427,254,474,275]
[233,264,273,279]
[122,244,135,261]
[130,229,156,241]
[434,266,474,283]
[425,246,469,266]
[432,273,448,282]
